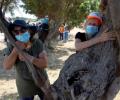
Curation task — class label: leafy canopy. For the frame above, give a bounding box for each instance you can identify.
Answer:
[0,0,19,16]
[21,0,100,26]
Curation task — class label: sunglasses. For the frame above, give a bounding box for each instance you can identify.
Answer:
[13,28,26,35]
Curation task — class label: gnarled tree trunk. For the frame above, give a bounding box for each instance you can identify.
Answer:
[52,0,120,100]
[1,0,120,100]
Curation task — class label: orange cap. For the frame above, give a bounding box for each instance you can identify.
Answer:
[87,12,103,25]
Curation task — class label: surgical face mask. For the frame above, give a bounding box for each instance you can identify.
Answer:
[15,31,30,43]
[85,25,99,38]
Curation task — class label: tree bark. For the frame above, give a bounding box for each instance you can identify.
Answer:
[1,0,120,100]
[52,0,120,100]
[53,41,117,100]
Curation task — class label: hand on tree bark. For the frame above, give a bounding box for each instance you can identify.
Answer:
[18,54,25,61]
[18,53,35,63]
[12,47,18,56]
[15,41,27,50]
[98,29,116,43]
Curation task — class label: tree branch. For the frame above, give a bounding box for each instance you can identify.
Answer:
[0,0,5,10]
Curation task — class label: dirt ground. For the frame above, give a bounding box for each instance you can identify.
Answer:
[0,28,120,100]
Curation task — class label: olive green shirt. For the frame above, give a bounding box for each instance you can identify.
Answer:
[4,39,48,97]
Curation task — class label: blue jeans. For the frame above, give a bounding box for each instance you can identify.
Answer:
[63,31,69,42]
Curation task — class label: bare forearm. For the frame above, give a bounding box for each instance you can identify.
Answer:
[25,53,48,69]
[32,57,48,69]
[3,50,18,70]
[21,51,48,69]
[75,37,101,51]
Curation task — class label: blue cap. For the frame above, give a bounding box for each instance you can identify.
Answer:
[13,20,27,28]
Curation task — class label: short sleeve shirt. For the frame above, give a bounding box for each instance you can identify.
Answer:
[75,32,87,42]
[4,39,48,97]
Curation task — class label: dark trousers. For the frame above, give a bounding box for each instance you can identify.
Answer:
[20,97,33,100]
[59,32,63,40]
[20,94,44,100]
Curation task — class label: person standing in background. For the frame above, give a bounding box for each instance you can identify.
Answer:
[58,24,64,41]
[63,25,69,43]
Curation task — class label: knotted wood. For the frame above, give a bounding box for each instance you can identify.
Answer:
[53,41,117,100]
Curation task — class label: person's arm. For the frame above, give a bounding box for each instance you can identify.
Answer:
[75,37,101,51]
[75,32,116,51]
[3,41,27,70]
[18,50,48,69]
[3,48,18,70]
[31,50,48,69]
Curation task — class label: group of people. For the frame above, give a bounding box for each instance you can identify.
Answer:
[3,11,115,100]
[58,24,69,42]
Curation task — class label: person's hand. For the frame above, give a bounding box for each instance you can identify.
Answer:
[98,29,116,42]
[12,47,18,56]
[18,53,34,63]
[18,54,25,61]
[12,41,26,57]
[15,41,27,50]
[15,41,26,61]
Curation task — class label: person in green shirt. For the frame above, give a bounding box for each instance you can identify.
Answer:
[3,20,48,100]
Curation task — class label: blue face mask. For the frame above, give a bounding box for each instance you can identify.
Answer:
[85,25,99,38]
[15,32,30,43]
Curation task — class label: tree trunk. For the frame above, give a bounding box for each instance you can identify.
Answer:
[52,0,120,100]
[1,0,120,100]
[53,41,117,100]
[45,19,63,49]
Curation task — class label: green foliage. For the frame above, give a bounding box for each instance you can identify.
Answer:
[66,0,100,27]
[22,0,63,19]
[0,0,19,16]
[0,0,100,27]
[21,0,100,27]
